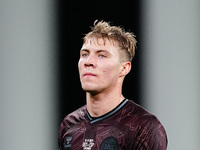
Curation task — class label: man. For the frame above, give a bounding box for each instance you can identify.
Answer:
[58,20,167,150]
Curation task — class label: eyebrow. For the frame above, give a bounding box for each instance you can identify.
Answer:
[80,49,89,53]
[80,49,111,54]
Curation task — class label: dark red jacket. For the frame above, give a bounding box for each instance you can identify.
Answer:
[58,99,167,150]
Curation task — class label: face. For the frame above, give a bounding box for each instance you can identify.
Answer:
[78,38,126,94]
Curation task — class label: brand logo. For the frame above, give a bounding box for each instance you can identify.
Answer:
[100,137,119,150]
[64,136,72,150]
[82,139,94,150]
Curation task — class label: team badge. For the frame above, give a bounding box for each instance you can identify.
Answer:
[100,137,119,150]
[82,139,94,150]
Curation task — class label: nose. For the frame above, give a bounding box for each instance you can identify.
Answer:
[84,55,96,68]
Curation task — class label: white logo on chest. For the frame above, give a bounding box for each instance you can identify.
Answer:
[82,139,94,150]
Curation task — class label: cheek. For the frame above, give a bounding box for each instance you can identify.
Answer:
[102,65,120,81]
[78,59,83,72]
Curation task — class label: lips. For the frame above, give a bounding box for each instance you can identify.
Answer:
[83,73,96,77]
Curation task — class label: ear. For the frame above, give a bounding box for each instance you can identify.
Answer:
[119,61,131,77]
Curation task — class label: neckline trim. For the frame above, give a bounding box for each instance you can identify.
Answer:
[86,99,129,124]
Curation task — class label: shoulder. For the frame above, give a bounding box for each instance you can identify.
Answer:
[125,100,168,149]
[125,100,162,124]
[126,100,166,133]
[59,105,87,136]
[63,106,86,126]
[58,106,87,148]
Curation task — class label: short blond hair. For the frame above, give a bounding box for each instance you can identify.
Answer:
[83,20,137,62]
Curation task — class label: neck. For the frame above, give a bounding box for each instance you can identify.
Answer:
[86,90,125,117]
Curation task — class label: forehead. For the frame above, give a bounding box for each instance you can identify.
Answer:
[81,38,119,52]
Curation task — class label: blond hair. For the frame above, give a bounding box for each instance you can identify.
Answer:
[83,20,137,62]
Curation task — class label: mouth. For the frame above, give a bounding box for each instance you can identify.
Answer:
[83,73,96,77]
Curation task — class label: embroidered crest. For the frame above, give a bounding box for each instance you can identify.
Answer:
[82,139,94,150]
[100,137,119,150]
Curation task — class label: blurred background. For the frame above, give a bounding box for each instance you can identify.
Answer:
[0,0,199,150]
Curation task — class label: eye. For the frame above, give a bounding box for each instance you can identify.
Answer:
[98,54,106,58]
[82,53,89,57]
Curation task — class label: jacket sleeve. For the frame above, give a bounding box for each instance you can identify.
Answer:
[58,117,71,150]
[132,117,168,150]
[58,120,65,150]
[148,122,168,150]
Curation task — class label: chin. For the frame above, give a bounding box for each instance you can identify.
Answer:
[82,87,96,92]
[82,86,100,94]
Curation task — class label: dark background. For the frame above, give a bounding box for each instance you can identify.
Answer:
[57,1,142,122]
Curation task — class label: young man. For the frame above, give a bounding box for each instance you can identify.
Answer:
[58,20,167,150]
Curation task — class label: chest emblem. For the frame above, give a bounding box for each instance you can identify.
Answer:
[82,139,94,150]
[100,137,119,150]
